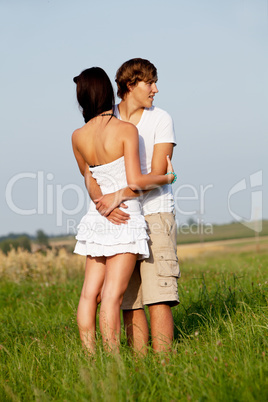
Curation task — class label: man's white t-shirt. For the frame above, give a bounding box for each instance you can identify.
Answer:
[114,105,176,216]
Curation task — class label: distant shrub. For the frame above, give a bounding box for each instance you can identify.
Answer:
[18,236,32,252]
[36,230,50,247]
[0,236,31,254]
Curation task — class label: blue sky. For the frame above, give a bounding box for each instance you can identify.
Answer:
[1,0,267,236]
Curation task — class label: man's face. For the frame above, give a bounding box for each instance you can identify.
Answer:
[130,80,159,108]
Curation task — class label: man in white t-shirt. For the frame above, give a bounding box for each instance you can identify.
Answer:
[87,58,180,354]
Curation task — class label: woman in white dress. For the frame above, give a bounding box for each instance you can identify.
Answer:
[72,67,175,353]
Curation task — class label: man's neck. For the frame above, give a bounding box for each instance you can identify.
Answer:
[118,99,144,126]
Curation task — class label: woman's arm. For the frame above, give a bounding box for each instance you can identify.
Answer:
[84,168,103,199]
[94,142,175,217]
[72,130,87,176]
[72,130,102,196]
[123,126,174,191]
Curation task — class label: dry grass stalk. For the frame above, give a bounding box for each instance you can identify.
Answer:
[0,248,85,283]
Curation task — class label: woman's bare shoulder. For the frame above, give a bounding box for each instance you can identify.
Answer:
[114,119,138,137]
[72,127,81,137]
[72,128,80,144]
[72,123,90,140]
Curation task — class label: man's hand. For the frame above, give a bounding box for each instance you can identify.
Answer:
[94,192,127,216]
[106,207,130,225]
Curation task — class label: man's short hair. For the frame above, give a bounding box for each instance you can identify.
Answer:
[115,58,158,100]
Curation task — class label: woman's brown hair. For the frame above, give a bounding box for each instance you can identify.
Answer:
[73,67,115,123]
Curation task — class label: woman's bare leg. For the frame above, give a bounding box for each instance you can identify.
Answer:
[99,253,137,353]
[77,256,106,353]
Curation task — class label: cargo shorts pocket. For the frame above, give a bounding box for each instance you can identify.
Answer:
[155,248,180,294]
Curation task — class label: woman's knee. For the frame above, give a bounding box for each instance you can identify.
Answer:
[101,290,124,308]
[81,289,101,304]
[96,292,101,304]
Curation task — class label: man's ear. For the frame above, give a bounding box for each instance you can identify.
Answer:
[127,82,133,92]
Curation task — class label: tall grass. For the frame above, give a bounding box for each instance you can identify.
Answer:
[0,248,267,401]
[0,247,84,283]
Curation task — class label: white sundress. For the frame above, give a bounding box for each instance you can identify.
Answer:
[74,156,149,259]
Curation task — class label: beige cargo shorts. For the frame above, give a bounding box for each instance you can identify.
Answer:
[121,212,180,309]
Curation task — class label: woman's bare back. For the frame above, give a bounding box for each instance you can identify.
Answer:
[73,116,136,167]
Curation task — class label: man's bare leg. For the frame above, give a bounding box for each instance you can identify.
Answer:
[148,303,174,353]
[123,309,149,355]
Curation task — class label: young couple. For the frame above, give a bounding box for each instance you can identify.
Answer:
[72,58,180,354]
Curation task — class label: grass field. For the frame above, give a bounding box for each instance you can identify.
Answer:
[177,220,268,244]
[0,242,267,401]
